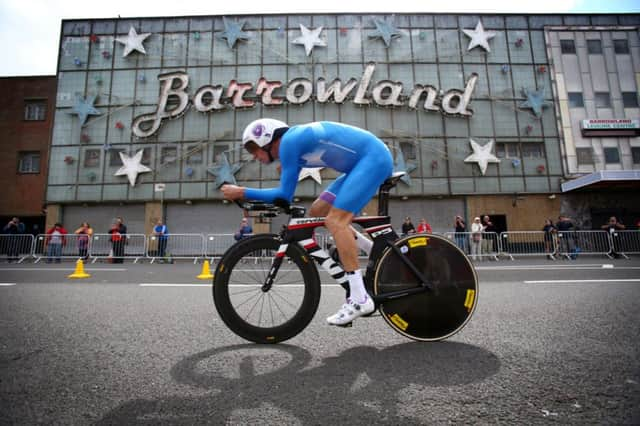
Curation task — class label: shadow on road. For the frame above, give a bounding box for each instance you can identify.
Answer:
[98,341,500,424]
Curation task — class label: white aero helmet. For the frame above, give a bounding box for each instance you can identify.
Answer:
[242,118,289,149]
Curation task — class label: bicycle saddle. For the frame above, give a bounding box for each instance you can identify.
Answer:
[380,172,406,191]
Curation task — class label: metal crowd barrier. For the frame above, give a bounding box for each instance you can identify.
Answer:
[444,232,500,261]
[499,231,556,260]
[205,233,237,260]
[555,230,612,259]
[0,234,34,263]
[87,233,146,263]
[33,234,94,263]
[147,234,205,264]
[608,230,640,259]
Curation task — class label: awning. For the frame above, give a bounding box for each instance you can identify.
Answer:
[561,170,640,192]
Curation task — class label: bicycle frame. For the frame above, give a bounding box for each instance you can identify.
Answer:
[265,214,435,303]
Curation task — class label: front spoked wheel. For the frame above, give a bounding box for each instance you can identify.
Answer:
[213,234,321,344]
[373,234,478,341]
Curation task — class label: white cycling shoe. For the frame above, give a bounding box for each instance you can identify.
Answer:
[326,296,375,326]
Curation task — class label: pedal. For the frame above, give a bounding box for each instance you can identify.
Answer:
[335,322,353,328]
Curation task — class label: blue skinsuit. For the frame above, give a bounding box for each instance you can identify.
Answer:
[244,121,393,214]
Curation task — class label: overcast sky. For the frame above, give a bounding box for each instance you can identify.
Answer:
[0,0,638,77]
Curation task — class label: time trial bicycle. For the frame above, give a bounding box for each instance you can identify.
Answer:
[213,172,478,344]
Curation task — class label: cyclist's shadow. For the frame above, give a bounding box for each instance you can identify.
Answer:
[98,341,500,424]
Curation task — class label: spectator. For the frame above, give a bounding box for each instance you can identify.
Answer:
[416,218,432,234]
[454,215,467,253]
[74,222,93,260]
[601,216,626,258]
[542,218,556,260]
[45,223,68,263]
[470,217,484,261]
[3,217,20,262]
[482,215,496,255]
[234,217,253,241]
[109,217,127,264]
[556,215,576,259]
[153,219,169,260]
[401,217,416,237]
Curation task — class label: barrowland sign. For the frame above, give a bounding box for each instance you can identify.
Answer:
[132,63,479,138]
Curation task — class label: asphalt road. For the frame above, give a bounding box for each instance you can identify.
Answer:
[1,257,639,424]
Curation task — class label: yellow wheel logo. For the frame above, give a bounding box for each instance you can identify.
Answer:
[464,289,475,312]
[389,313,409,330]
[408,237,428,248]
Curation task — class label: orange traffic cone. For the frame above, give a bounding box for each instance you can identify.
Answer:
[197,260,214,280]
[68,259,91,279]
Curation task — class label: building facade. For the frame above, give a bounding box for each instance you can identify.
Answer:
[46,13,639,235]
[0,76,57,234]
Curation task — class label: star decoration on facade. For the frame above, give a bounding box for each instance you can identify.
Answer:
[114,150,152,187]
[219,17,250,49]
[292,24,327,56]
[298,168,323,184]
[464,139,500,176]
[393,150,417,186]
[369,17,402,47]
[462,21,496,52]
[207,152,243,188]
[519,86,552,117]
[70,95,101,126]
[115,27,151,57]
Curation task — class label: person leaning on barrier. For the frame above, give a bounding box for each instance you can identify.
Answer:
[45,223,68,263]
[401,217,416,237]
[3,217,20,262]
[556,215,576,259]
[153,219,169,261]
[454,215,467,253]
[109,217,127,264]
[416,218,432,234]
[542,218,557,260]
[74,222,93,260]
[601,216,625,258]
[234,217,253,241]
[470,217,485,261]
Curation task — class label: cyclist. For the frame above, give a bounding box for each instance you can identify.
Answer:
[221,119,393,326]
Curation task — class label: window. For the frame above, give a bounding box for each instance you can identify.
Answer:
[613,39,629,54]
[186,144,203,164]
[521,144,545,158]
[560,39,576,54]
[212,145,228,162]
[603,147,620,164]
[576,148,594,165]
[632,147,640,164]
[586,39,602,54]
[140,148,152,166]
[400,141,417,160]
[568,92,584,108]
[109,149,126,166]
[160,147,178,165]
[594,92,611,108]
[622,92,639,108]
[18,151,40,173]
[83,149,101,168]
[496,143,520,159]
[24,100,47,121]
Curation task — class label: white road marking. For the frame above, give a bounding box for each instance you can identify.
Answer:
[476,265,640,271]
[139,283,343,287]
[524,279,640,284]
[0,283,16,286]
[0,268,127,271]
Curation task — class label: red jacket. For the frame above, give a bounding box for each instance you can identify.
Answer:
[45,226,68,245]
[417,223,432,233]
